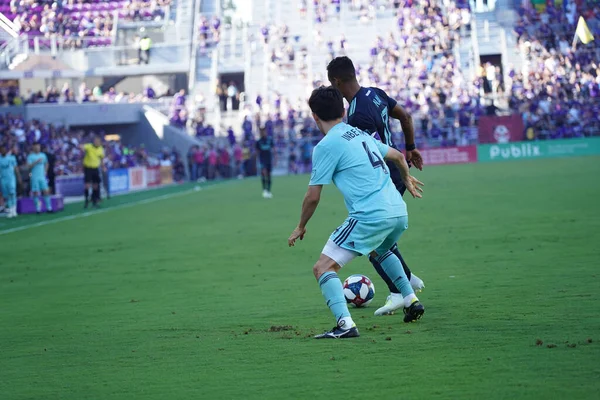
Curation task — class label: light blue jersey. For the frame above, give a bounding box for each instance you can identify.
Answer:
[27,152,48,180]
[0,154,17,184]
[27,152,49,193]
[309,122,406,221]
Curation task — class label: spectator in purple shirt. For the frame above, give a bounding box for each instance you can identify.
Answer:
[227,126,236,146]
[145,86,156,99]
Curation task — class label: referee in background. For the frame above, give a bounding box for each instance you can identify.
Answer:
[81,136,105,208]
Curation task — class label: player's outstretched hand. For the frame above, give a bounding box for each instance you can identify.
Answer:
[407,149,423,171]
[405,175,424,199]
[288,226,307,247]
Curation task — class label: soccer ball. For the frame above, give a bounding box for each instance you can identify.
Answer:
[343,274,375,307]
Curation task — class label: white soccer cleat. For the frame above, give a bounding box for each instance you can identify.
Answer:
[266,191,273,198]
[410,274,425,293]
[374,293,404,316]
[262,190,269,198]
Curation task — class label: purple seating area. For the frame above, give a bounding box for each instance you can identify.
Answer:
[2,0,171,48]
[510,2,600,139]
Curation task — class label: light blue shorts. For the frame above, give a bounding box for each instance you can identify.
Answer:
[30,177,49,193]
[328,215,409,257]
[1,180,16,197]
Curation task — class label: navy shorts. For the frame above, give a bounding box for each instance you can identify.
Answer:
[260,160,272,173]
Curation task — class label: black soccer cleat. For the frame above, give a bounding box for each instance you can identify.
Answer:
[314,325,360,339]
[403,301,425,323]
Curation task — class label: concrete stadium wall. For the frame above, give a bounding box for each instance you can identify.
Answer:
[141,105,202,173]
[26,103,142,126]
[19,77,104,94]
[0,103,143,126]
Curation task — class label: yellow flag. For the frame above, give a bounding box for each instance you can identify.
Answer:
[575,16,594,45]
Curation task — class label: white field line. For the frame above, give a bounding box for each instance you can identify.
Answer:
[0,187,200,236]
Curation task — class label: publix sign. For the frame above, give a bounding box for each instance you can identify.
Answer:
[478,138,600,162]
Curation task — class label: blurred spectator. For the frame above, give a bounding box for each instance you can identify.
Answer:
[139,35,152,64]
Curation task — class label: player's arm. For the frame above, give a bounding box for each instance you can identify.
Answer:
[389,103,423,170]
[14,164,22,185]
[26,155,41,169]
[289,145,336,247]
[289,185,323,247]
[100,150,107,172]
[375,141,423,199]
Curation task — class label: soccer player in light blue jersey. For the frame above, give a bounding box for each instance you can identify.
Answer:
[0,145,22,218]
[288,87,425,339]
[27,143,53,213]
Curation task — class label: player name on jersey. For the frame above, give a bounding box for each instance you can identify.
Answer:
[341,129,364,141]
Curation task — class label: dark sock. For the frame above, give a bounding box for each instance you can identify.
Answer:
[92,188,100,204]
[267,174,272,191]
[261,175,267,190]
[391,244,412,281]
[369,255,400,294]
[84,188,89,202]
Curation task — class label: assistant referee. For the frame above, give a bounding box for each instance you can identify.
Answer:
[81,136,105,208]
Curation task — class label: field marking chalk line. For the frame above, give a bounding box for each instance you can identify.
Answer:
[0,184,213,236]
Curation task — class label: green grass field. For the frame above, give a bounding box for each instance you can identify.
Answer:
[1,157,600,399]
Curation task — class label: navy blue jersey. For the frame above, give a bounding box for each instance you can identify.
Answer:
[347,86,408,196]
[256,137,274,162]
[347,87,397,146]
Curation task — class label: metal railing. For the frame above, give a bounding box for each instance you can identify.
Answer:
[82,41,192,68]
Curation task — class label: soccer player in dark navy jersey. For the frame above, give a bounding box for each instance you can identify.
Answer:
[327,56,425,316]
[256,127,274,198]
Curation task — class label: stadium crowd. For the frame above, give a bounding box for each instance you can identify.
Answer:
[0,82,173,106]
[359,0,480,148]
[7,0,172,48]
[510,1,600,139]
[197,14,222,53]
[235,0,600,148]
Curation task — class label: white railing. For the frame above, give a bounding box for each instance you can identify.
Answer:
[188,0,201,92]
[471,16,481,72]
[0,12,18,36]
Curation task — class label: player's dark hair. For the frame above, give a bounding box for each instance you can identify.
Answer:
[327,56,356,82]
[308,86,344,122]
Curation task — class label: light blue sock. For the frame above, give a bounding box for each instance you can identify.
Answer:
[376,251,415,298]
[34,195,41,212]
[318,271,351,322]
[44,195,52,211]
[7,193,15,208]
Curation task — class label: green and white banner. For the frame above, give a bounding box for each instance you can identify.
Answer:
[477,138,600,162]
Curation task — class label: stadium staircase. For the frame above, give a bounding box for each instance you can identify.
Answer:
[470,4,519,107]
[174,0,196,44]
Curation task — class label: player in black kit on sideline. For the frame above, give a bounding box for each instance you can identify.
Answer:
[256,127,274,198]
